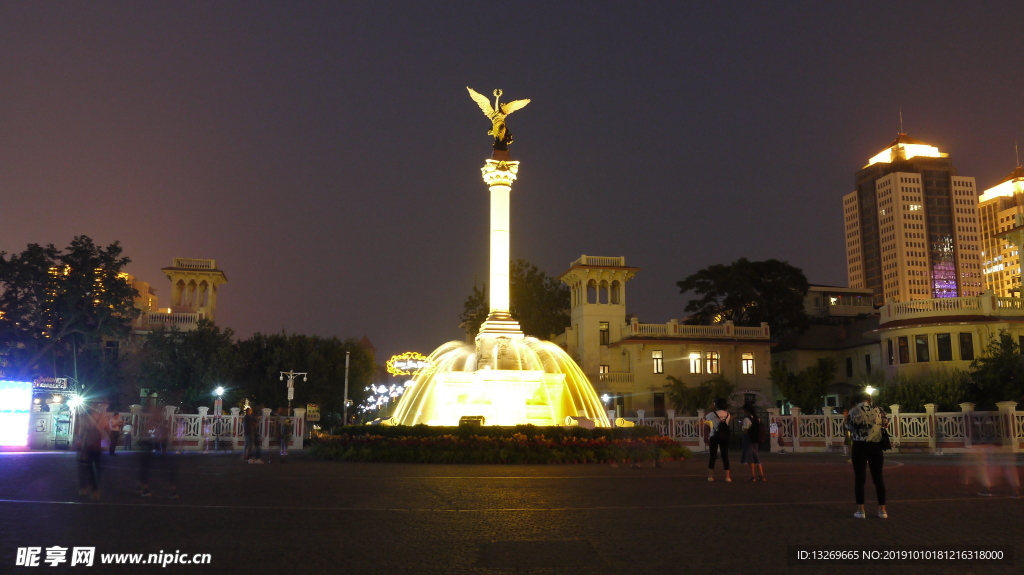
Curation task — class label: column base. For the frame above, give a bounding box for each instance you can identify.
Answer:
[478,311,524,338]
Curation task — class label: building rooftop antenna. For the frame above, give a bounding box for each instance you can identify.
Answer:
[899,107,904,134]
[1016,139,1020,167]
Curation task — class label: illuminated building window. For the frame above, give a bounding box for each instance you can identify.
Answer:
[741,352,755,375]
[689,351,702,374]
[705,351,720,374]
[599,322,609,345]
[898,337,910,364]
[652,350,664,374]
[599,365,609,374]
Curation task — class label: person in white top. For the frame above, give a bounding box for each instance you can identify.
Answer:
[705,398,732,482]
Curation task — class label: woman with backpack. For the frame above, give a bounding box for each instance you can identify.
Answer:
[706,398,732,482]
[741,403,766,482]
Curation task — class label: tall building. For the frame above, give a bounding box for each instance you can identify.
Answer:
[978,165,1024,296]
[843,134,982,304]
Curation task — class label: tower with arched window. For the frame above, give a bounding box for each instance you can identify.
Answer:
[160,258,228,323]
[558,255,638,377]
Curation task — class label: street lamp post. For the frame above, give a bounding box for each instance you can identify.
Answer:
[279,371,308,415]
[343,351,351,426]
[214,387,224,452]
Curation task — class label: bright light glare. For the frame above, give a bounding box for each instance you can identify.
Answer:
[0,380,32,447]
[601,394,611,403]
[68,396,85,409]
[215,386,224,396]
[865,386,876,396]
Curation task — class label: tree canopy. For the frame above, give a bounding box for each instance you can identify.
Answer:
[664,374,736,415]
[676,258,809,336]
[0,236,139,380]
[969,332,1024,407]
[460,259,570,339]
[769,358,836,413]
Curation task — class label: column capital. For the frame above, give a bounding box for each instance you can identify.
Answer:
[481,159,520,188]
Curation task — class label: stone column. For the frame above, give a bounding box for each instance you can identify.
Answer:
[960,402,975,449]
[996,401,1019,452]
[766,407,781,453]
[790,407,801,452]
[924,403,938,453]
[478,156,523,335]
[636,409,645,424]
[666,410,676,439]
[292,408,306,450]
[607,410,616,426]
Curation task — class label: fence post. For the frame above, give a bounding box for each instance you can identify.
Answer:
[229,407,241,450]
[889,404,901,450]
[696,409,706,452]
[197,407,210,452]
[261,408,272,452]
[666,410,676,438]
[790,407,801,452]
[960,402,975,449]
[292,408,306,450]
[607,410,616,426]
[636,409,646,425]
[924,403,938,453]
[767,407,781,453]
[996,401,1019,452]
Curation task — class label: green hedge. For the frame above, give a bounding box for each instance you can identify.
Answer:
[309,426,691,464]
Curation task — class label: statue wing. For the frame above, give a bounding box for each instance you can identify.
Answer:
[500,98,531,115]
[467,87,494,117]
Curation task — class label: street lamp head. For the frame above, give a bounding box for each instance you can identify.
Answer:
[280,373,284,381]
[303,375,308,382]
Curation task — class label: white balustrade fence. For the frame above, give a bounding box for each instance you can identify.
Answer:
[623,402,1022,454]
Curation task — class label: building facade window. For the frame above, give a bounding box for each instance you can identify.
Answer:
[915,335,929,362]
[845,356,853,377]
[959,332,974,361]
[705,351,720,374]
[887,339,894,365]
[599,365,609,374]
[653,392,666,417]
[936,333,953,361]
[898,337,910,364]
[865,354,872,374]
[689,351,702,374]
[599,322,609,345]
[652,350,664,374]
[741,352,755,375]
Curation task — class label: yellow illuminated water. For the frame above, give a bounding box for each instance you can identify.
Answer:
[390,335,610,427]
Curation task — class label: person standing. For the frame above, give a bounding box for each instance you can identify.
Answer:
[845,391,889,519]
[121,421,133,451]
[108,412,123,456]
[740,403,766,481]
[279,410,293,457]
[705,398,732,482]
[242,407,261,463]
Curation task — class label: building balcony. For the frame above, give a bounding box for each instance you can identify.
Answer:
[879,291,1024,325]
[598,372,635,384]
[170,258,218,270]
[621,319,771,340]
[569,255,627,267]
[137,311,202,331]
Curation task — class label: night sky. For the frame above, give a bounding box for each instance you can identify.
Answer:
[3,2,1024,359]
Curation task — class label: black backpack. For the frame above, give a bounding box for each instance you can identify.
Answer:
[715,411,731,439]
[746,416,761,443]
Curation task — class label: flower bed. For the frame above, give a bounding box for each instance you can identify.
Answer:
[310,425,691,464]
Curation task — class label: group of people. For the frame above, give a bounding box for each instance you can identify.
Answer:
[240,406,294,464]
[703,391,889,519]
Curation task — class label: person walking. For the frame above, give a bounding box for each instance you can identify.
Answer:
[121,421,133,451]
[107,412,123,456]
[705,398,732,482]
[74,408,103,500]
[845,391,889,519]
[740,403,766,481]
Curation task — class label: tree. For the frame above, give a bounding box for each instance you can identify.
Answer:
[0,236,139,380]
[137,320,237,411]
[664,374,736,415]
[460,259,570,339]
[770,358,836,413]
[233,332,374,416]
[969,332,1024,407]
[676,258,809,336]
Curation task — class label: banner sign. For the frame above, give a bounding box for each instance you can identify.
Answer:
[306,403,320,421]
[32,377,68,390]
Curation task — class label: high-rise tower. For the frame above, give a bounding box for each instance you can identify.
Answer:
[978,165,1024,296]
[843,134,982,304]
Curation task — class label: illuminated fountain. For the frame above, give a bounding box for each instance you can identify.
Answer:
[389,88,609,427]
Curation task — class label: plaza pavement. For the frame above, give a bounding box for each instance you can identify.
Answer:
[0,449,1020,574]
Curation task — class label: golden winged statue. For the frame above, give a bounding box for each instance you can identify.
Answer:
[467,87,531,150]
